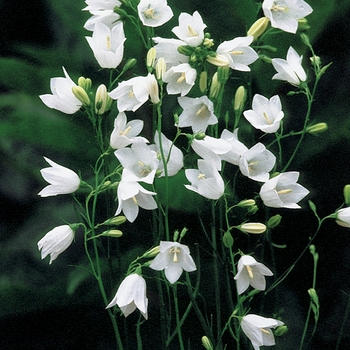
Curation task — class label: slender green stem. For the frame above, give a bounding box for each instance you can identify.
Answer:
[172,285,185,350]
[336,292,350,350]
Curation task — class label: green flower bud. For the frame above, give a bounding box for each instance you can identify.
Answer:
[343,185,350,206]
[217,66,230,83]
[237,199,256,207]
[123,58,137,71]
[156,57,166,80]
[247,205,259,215]
[247,17,269,40]
[179,227,188,239]
[177,45,195,56]
[223,230,234,248]
[206,54,229,67]
[239,223,266,234]
[143,246,160,258]
[203,37,214,48]
[298,18,310,31]
[103,216,127,226]
[95,84,113,115]
[233,86,247,114]
[306,122,328,135]
[72,86,91,106]
[209,72,221,99]
[78,77,92,91]
[267,214,282,229]
[147,47,157,68]
[201,336,213,350]
[259,54,272,64]
[194,132,206,140]
[274,325,288,337]
[308,288,319,305]
[102,229,123,238]
[199,71,208,93]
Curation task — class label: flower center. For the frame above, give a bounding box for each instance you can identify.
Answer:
[170,247,181,262]
[177,73,186,84]
[196,104,209,118]
[198,173,206,180]
[246,265,254,279]
[271,2,289,12]
[263,112,272,124]
[187,25,198,37]
[106,35,111,51]
[229,50,244,55]
[119,126,131,136]
[143,7,155,19]
[277,189,293,195]
[137,161,152,177]
[128,89,135,99]
[260,328,271,335]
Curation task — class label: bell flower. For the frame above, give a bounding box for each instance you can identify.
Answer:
[271,46,307,86]
[110,112,147,149]
[38,225,75,264]
[260,171,309,208]
[219,129,248,166]
[109,73,158,111]
[335,207,350,228]
[149,241,196,283]
[138,0,173,27]
[151,131,184,177]
[262,0,313,34]
[115,140,159,184]
[84,10,121,31]
[172,11,206,47]
[116,179,157,222]
[243,94,284,133]
[153,37,189,70]
[177,96,217,133]
[185,159,225,200]
[241,314,284,350]
[38,157,80,197]
[39,67,82,114]
[239,143,276,182]
[106,273,148,319]
[216,36,259,71]
[86,21,125,69]
[234,255,273,294]
[163,63,197,96]
[83,0,121,11]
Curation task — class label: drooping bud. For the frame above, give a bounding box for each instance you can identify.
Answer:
[233,85,247,114]
[247,17,269,40]
[237,199,256,207]
[199,71,208,93]
[147,47,157,69]
[239,223,266,234]
[101,229,123,238]
[72,86,91,106]
[201,336,213,350]
[223,230,233,248]
[95,84,113,115]
[156,57,166,80]
[267,214,282,229]
[306,122,328,135]
[103,216,127,226]
[209,72,221,99]
[343,185,350,206]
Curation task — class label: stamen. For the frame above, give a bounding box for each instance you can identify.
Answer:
[128,89,135,99]
[196,104,208,118]
[119,126,131,136]
[263,112,272,124]
[271,3,289,12]
[132,196,138,204]
[246,265,254,279]
[177,73,186,84]
[198,173,206,180]
[277,189,293,195]
[106,36,111,51]
[229,50,244,55]
[144,8,155,19]
[260,328,270,335]
[187,25,198,37]
[170,247,181,263]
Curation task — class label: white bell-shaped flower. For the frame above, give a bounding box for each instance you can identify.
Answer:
[138,0,173,27]
[163,63,197,96]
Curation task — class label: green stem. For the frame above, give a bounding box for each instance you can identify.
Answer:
[336,292,350,350]
[173,285,185,350]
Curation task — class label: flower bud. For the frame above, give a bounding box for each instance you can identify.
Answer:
[203,37,214,48]
[308,288,319,305]
[274,325,288,337]
[209,72,221,99]
[247,205,259,215]
[206,54,229,67]
[147,47,157,69]
[102,229,123,238]
[237,199,256,207]
[199,71,208,93]
[143,246,160,258]
[306,122,328,135]
[95,84,113,114]
[267,214,282,229]
[177,45,195,56]
[103,216,127,226]
[310,55,321,68]
[194,132,206,140]
[201,336,213,350]
[233,85,247,114]
[218,66,230,83]
[179,227,188,239]
[78,76,92,91]
[72,86,91,106]
[123,58,137,71]
[156,57,166,80]
[298,18,310,31]
[223,230,234,248]
[343,185,350,206]
[259,54,272,64]
[247,17,269,40]
[239,223,266,234]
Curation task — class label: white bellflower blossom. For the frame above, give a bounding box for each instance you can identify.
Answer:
[263,0,313,34]
[86,21,125,68]
[150,241,196,283]
[39,67,82,114]
[219,129,248,166]
[335,207,350,228]
[163,63,197,96]
[241,314,284,350]
[271,46,306,85]
[260,171,309,208]
[243,94,284,133]
[38,225,75,264]
[234,255,273,294]
[106,273,148,319]
[138,0,173,27]
[38,157,80,197]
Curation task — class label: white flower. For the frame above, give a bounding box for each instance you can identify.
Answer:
[185,159,225,200]
[234,255,273,294]
[138,0,173,27]
[106,274,148,319]
[84,10,121,31]
[178,96,217,133]
[109,73,158,111]
[263,0,313,34]
[38,157,80,197]
[115,140,159,184]
[86,21,125,69]
[219,129,248,166]
[38,225,75,264]
[151,131,184,177]
[150,241,196,283]
[110,112,147,149]
[39,67,82,114]
[172,11,206,47]
[163,63,197,96]
[241,314,284,350]
[83,0,121,11]
[335,207,350,228]
[239,143,276,182]
[153,37,189,70]
[271,46,307,85]
[243,94,284,133]
[260,171,309,208]
[216,36,259,71]
[116,179,157,222]
[191,136,232,171]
